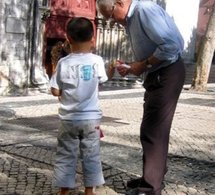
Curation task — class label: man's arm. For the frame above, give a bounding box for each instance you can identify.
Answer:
[117,55,163,77]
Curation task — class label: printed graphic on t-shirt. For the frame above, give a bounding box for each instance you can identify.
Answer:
[81,65,93,81]
[61,63,97,87]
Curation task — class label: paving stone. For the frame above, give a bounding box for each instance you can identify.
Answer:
[0,87,214,194]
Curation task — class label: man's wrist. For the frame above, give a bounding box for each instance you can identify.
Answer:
[129,62,144,76]
[145,59,152,69]
[126,66,131,75]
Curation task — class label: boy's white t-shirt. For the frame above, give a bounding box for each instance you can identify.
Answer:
[50,53,108,121]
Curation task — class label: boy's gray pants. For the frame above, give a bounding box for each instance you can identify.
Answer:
[53,119,105,188]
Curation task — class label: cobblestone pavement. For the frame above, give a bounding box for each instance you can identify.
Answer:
[0,84,214,195]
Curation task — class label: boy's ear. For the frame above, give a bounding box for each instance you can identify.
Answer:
[90,37,96,48]
[66,35,73,44]
[91,36,95,43]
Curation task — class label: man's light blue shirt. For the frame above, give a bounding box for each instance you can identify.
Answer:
[125,0,184,72]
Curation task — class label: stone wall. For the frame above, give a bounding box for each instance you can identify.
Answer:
[0,0,49,95]
[0,0,30,95]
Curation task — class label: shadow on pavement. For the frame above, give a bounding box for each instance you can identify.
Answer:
[3,115,129,132]
[4,115,60,131]
[0,142,214,194]
[0,109,214,194]
[179,98,215,107]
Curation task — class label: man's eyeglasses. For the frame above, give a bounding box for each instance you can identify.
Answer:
[107,4,115,20]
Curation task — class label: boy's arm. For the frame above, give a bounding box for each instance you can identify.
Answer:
[98,57,108,83]
[50,64,62,97]
[51,87,62,97]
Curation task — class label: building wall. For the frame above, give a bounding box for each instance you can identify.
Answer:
[0,0,30,95]
[0,0,49,95]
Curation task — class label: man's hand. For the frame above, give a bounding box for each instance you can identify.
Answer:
[116,61,148,77]
[128,61,148,76]
[117,55,163,77]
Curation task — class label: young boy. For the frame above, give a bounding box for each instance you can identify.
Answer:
[50,17,107,195]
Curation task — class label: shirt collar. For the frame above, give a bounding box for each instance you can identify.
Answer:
[126,0,139,22]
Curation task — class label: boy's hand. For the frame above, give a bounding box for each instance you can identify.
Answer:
[51,87,62,97]
[116,65,130,77]
[107,61,116,80]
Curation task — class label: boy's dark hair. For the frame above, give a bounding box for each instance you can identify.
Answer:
[66,17,94,42]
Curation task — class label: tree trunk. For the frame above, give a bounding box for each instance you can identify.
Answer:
[191,2,215,92]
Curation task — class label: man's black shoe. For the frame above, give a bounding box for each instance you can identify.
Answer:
[125,188,146,195]
[127,177,165,189]
[127,178,143,188]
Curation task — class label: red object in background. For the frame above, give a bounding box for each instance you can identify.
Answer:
[51,0,95,19]
[46,0,96,38]
[95,126,104,138]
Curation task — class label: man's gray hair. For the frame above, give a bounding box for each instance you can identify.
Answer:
[96,0,115,9]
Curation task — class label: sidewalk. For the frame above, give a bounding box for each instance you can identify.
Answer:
[0,84,214,195]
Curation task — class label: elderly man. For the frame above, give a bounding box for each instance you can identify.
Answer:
[96,0,185,195]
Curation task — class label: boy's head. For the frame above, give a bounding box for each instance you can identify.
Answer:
[66,17,94,43]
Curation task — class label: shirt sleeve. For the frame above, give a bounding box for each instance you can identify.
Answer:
[97,56,108,83]
[138,2,184,61]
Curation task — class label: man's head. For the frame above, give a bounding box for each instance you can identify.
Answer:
[66,17,94,43]
[96,0,131,25]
